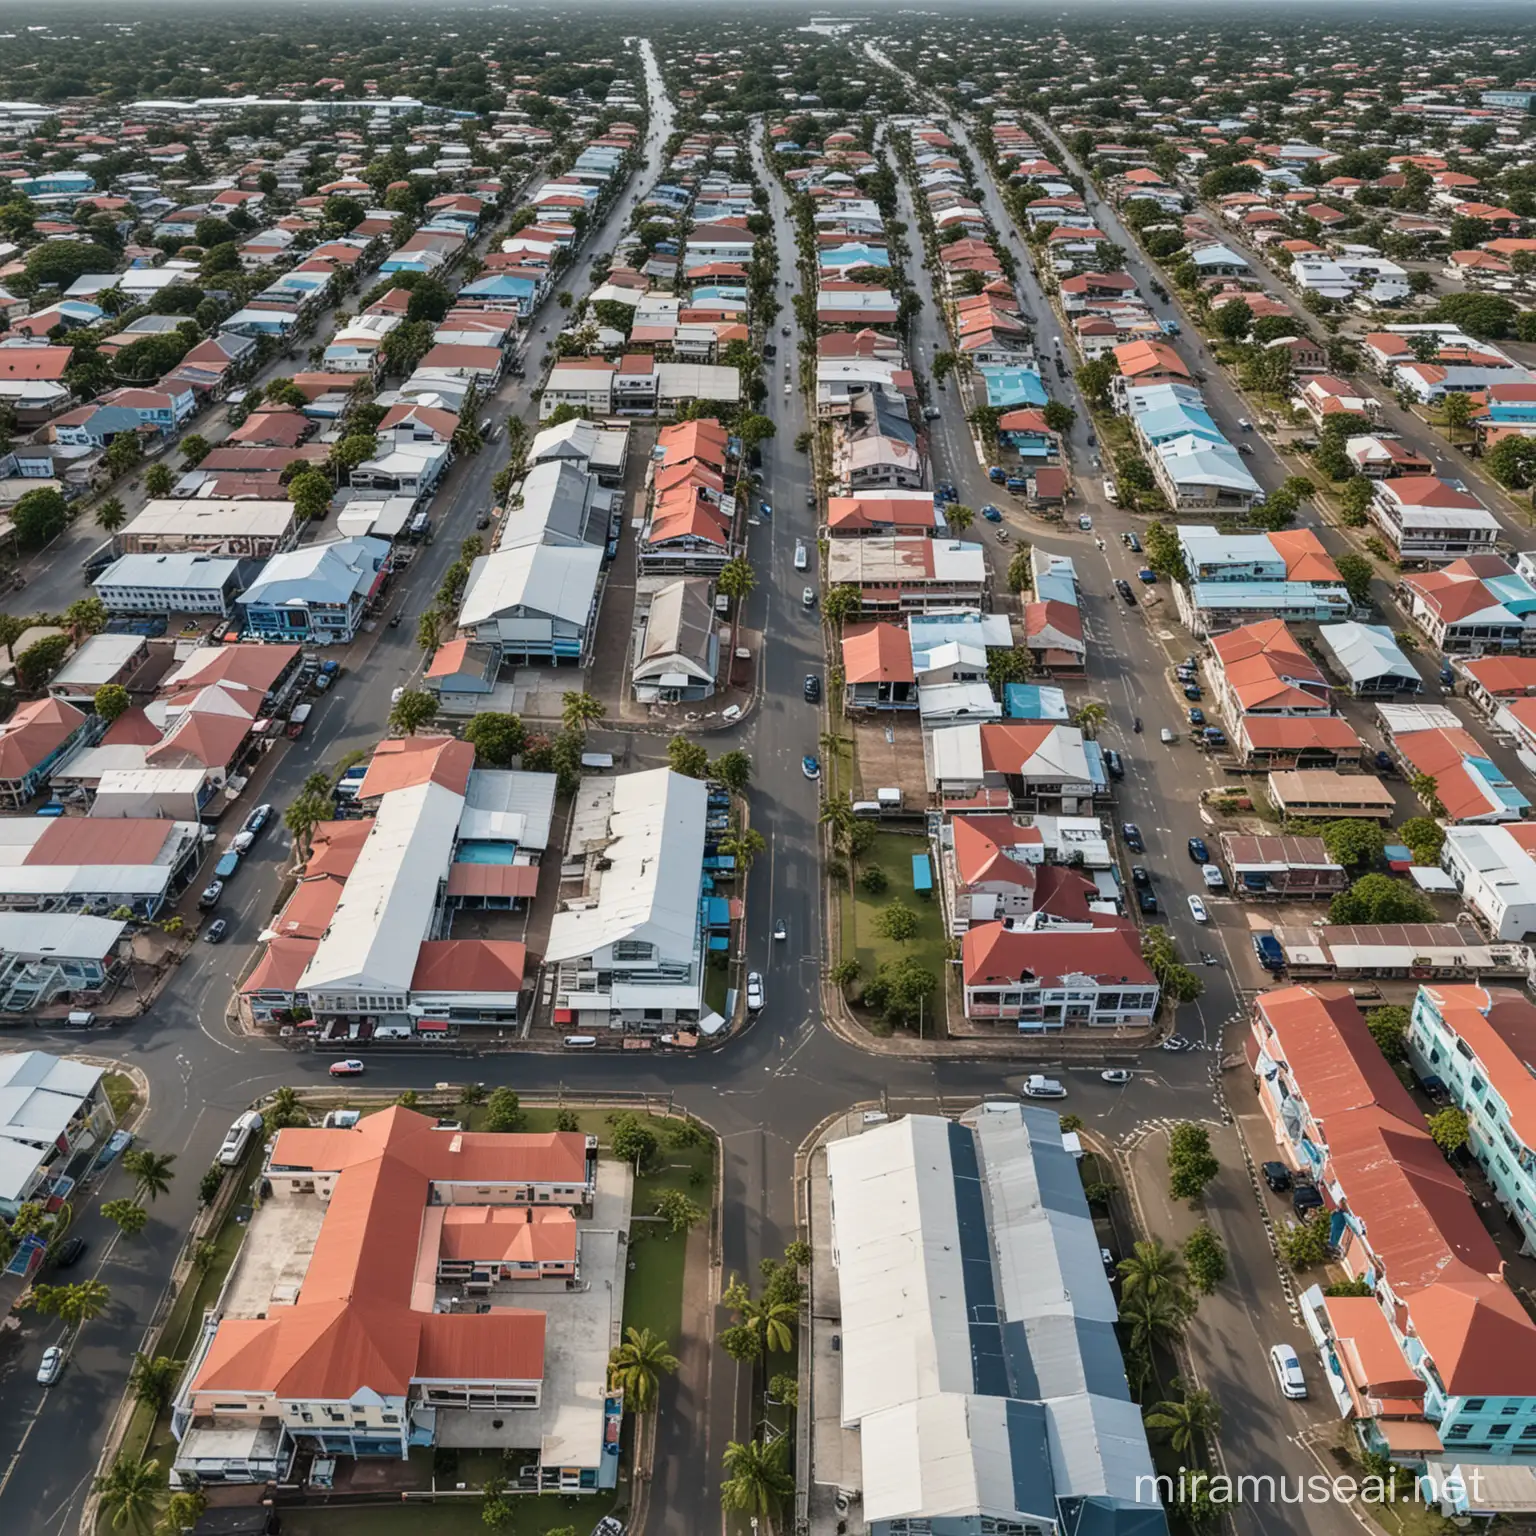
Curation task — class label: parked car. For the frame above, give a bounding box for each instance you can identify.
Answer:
[1292,1181,1324,1216]
[1122,822,1144,852]
[922,406,942,421]
[1187,708,1205,726]
[592,1518,626,1536]
[1138,567,1157,583]
[746,972,765,1012]
[802,586,815,608]
[1188,895,1209,924]
[1187,837,1209,863]
[1253,933,1285,972]
[328,1059,365,1077]
[981,504,1003,522]
[244,804,271,835]
[1183,684,1203,701]
[51,1237,86,1269]
[1126,532,1141,553]
[773,919,787,941]
[1262,1161,1293,1193]
[1115,578,1136,603]
[802,755,821,780]
[1137,888,1159,914]
[1270,1343,1307,1400]
[1130,865,1150,888]
[230,830,255,854]
[37,1346,63,1387]
[1104,748,1124,780]
[198,880,223,909]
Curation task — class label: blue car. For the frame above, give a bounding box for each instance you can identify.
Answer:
[981,505,1003,522]
[802,755,821,780]
[759,501,772,518]
[1138,567,1157,583]
[1188,837,1209,863]
[1188,708,1205,726]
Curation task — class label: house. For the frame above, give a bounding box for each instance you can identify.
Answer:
[526,419,629,483]
[1110,340,1191,401]
[840,624,916,711]
[0,698,96,810]
[169,1108,616,1489]
[1217,835,1348,898]
[94,554,246,616]
[1296,376,1383,427]
[0,1052,117,1219]
[1345,436,1434,479]
[1400,558,1536,654]
[1267,770,1398,821]
[0,917,127,1018]
[546,769,709,1033]
[824,538,988,617]
[458,545,604,665]
[823,1108,1166,1536]
[1176,526,1353,636]
[238,537,390,646]
[1379,704,1529,824]
[1231,715,1366,772]
[1263,334,1327,374]
[630,580,719,703]
[1252,986,1536,1467]
[113,499,299,560]
[1371,478,1500,563]
[1274,927,1528,984]
[1151,433,1261,511]
[1319,623,1424,696]
[926,722,1096,813]
[1441,823,1536,941]
[0,815,205,920]
[826,491,941,537]
[1209,619,1330,726]
[1462,655,1536,719]
[540,360,615,419]
[46,634,148,707]
[1408,986,1536,1257]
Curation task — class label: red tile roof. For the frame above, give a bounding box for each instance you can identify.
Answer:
[0,697,84,781]
[358,736,474,800]
[840,623,915,684]
[962,923,1151,989]
[26,817,174,866]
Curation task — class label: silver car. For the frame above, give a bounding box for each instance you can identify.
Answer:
[37,1345,63,1386]
[746,972,764,1012]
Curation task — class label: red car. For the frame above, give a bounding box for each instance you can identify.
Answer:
[328,1059,365,1077]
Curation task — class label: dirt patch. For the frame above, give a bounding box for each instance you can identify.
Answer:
[847,715,928,805]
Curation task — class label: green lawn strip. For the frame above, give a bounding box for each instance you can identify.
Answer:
[840,830,948,983]
[280,1496,615,1536]
[101,1073,140,1125]
[704,959,730,1018]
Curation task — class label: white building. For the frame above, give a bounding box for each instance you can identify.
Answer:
[1442,824,1536,942]
[0,1051,118,1218]
[1370,477,1501,563]
[458,544,604,664]
[546,769,709,1033]
[94,553,245,615]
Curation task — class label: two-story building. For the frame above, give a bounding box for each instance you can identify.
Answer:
[237,537,390,646]
[1371,478,1502,564]
[0,698,97,810]
[0,1051,118,1220]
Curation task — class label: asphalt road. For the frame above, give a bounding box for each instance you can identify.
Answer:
[1,55,1229,1536]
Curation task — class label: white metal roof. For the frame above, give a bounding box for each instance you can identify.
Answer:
[297,779,463,995]
[0,912,125,961]
[544,768,707,965]
[1320,622,1421,685]
[459,544,603,629]
[460,768,558,854]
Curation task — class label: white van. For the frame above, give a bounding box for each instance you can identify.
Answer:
[794,539,808,571]
[218,1109,265,1167]
[66,1010,96,1029]
[563,1034,598,1049]
[1103,478,1119,505]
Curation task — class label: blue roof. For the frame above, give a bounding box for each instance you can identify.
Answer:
[463,274,537,298]
[1190,581,1353,615]
[981,366,1048,409]
[1133,400,1224,445]
[1466,757,1530,813]
[1004,684,1070,720]
[1483,572,1536,616]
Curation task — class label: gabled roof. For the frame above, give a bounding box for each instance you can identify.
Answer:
[841,623,915,684]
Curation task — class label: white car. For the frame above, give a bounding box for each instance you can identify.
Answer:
[37,1346,63,1386]
[746,972,765,1013]
[794,540,808,571]
[1100,1069,1132,1085]
[230,830,255,854]
[1270,1342,1307,1400]
[390,685,405,705]
[1188,895,1209,924]
[328,1058,366,1077]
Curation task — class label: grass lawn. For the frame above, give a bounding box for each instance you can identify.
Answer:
[838,829,949,1001]
[102,1072,140,1125]
[704,958,730,1018]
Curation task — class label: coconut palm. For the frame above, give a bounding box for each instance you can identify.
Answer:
[283,792,327,858]
[94,1455,162,1535]
[1074,700,1108,739]
[124,1148,176,1203]
[128,1352,185,1411]
[606,1326,679,1413]
[745,1295,797,1353]
[561,690,604,733]
[1145,1382,1221,1456]
[720,1435,794,1532]
[1118,1286,1187,1371]
[96,496,127,533]
[718,827,766,874]
[1116,1237,1191,1310]
[945,504,974,535]
[265,1086,307,1130]
[717,555,756,666]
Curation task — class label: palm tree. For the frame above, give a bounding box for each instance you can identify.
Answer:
[561,690,604,733]
[101,1199,148,1236]
[746,1296,797,1353]
[156,1491,206,1536]
[96,497,127,533]
[821,583,861,628]
[128,1352,185,1411]
[945,504,974,535]
[124,1148,176,1203]
[718,827,766,874]
[1117,1237,1190,1310]
[1118,1287,1186,1372]
[1145,1382,1221,1456]
[283,793,327,859]
[606,1326,679,1412]
[94,1455,162,1535]
[716,555,756,667]
[720,1436,794,1532]
[1074,700,1108,739]
[265,1086,307,1130]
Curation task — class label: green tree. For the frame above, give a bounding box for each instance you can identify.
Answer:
[607,1325,678,1410]
[720,1436,794,1531]
[123,1148,175,1203]
[1077,356,1118,409]
[1334,552,1375,606]
[718,827,766,874]
[1396,815,1445,865]
[389,688,437,736]
[482,1087,523,1133]
[463,712,526,767]
[1118,1286,1188,1372]
[1366,1004,1411,1063]
[1440,391,1474,442]
[1007,548,1034,593]
[874,901,920,946]
[12,485,69,548]
[1074,700,1107,739]
[94,683,131,723]
[288,469,334,522]
[560,690,604,733]
[65,595,108,641]
[1167,1122,1219,1203]
[667,734,710,779]
[1485,436,1536,491]
[1277,1214,1331,1270]
[1117,1237,1191,1312]
[611,1112,659,1168]
[1183,1225,1227,1295]
[95,495,127,533]
[1041,399,1076,434]
[93,1456,162,1535]
[128,1351,185,1411]
[15,634,70,692]
[157,1490,206,1536]
[143,463,174,498]
[1215,297,1253,341]
[28,1277,111,1326]
[179,433,210,466]
[1329,873,1435,925]
[716,554,756,660]
[711,749,752,796]
[1428,1106,1470,1154]
[101,1199,148,1237]
[1409,771,1446,817]
[821,583,862,627]
[1145,1383,1221,1457]
[1320,818,1385,869]
[946,503,974,536]
[653,1188,705,1234]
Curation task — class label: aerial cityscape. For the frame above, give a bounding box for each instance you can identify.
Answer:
[6,6,1536,1536]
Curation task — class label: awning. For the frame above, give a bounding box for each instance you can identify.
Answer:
[1378,1420,1443,1455]
[416,1020,449,1033]
[554,1008,574,1024]
[698,1010,727,1036]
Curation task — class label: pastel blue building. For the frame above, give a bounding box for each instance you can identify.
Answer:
[238,536,390,645]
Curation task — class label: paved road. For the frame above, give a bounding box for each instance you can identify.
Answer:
[0,59,1228,1536]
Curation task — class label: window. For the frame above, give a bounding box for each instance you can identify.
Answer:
[1466,1400,1487,1413]
[1446,1426,1470,1439]
[1492,1425,1511,1438]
